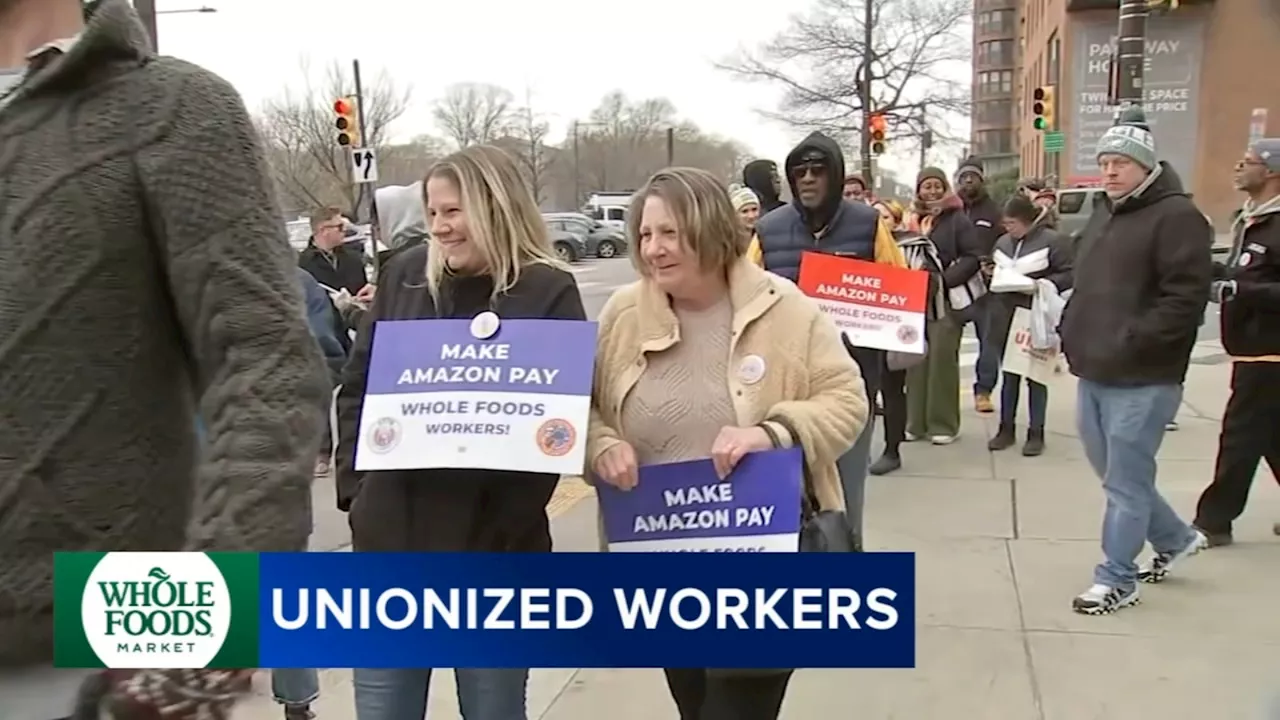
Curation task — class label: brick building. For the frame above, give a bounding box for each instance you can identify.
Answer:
[1012,0,1280,225]
[972,0,1024,176]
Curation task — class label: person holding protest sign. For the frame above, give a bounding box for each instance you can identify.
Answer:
[587,166,868,720]
[985,195,1074,457]
[334,145,586,720]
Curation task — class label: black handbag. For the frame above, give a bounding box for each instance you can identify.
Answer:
[799,466,863,553]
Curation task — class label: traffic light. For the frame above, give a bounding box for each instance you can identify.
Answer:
[1032,86,1056,131]
[870,113,887,155]
[334,96,361,147]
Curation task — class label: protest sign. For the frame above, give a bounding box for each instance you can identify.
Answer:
[597,448,803,552]
[796,252,929,353]
[1001,307,1063,385]
[355,318,598,475]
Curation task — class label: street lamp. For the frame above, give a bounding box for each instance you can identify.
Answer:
[157,7,218,13]
[133,1,218,49]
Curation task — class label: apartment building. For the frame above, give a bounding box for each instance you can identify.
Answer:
[971,0,1023,176]
[1016,0,1280,225]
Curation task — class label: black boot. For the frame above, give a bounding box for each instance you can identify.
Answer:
[1022,428,1045,456]
[869,451,902,475]
[987,424,1016,451]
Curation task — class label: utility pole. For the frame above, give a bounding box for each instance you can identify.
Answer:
[134,0,158,49]
[666,127,675,166]
[1111,0,1148,116]
[350,59,381,275]
[859,0,874,179]
[918,106,931,174]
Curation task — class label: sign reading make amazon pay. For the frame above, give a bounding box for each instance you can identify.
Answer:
[356,317,598,476]
[55,552,916,669]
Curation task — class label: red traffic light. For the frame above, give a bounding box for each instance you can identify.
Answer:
[869,113,887,132]
[334,98,353,115]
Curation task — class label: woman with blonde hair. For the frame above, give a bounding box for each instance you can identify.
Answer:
[588,167,868,719]
[335,144,587,720]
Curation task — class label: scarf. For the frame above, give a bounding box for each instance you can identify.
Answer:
[910,192,963,235]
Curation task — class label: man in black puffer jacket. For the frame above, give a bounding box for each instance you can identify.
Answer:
[1060,110,1212,616]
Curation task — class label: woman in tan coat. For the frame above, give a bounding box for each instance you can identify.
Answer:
[586,167,869,720]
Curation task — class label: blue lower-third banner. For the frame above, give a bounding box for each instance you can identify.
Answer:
[260,552,914,669]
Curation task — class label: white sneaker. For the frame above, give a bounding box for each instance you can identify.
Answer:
[930,434,958,445]
[904,431,923,442]
[1138,531,1208,583]
[1072,583,1140,615]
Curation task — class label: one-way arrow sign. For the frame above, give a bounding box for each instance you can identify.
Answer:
[350,147,379,184]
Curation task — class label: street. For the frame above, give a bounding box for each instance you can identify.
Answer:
[235,262,1280,720]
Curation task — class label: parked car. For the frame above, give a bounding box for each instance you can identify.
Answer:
[548,228,586,263]
[1056,186,1217,244]
[545,212,628,258]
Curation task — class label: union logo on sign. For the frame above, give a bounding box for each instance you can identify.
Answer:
[536,419,577,457]
[366,418,402,454]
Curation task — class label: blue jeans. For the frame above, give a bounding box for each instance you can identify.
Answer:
[1076,380,1196,590]
[353,668,528,720]
[999,372,1048,430]
[837,415,874,543]
[971,296,1000,395]
[272,668,320,706]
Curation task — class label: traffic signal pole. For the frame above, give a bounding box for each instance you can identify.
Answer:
[1111,0,1149,116]
[350,59,382,276]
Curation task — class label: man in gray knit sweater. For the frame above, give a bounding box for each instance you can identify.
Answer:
[0,0,331,716]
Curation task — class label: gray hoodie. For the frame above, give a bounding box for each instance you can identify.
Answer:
[375,181,428,249]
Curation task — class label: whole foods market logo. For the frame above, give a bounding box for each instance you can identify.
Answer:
[55,552,259,669]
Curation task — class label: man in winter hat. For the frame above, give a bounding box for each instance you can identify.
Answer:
[1192,137,1280,548]
[954,155,1002,414]
[1059,107,1213,615]
[742,159,786,214]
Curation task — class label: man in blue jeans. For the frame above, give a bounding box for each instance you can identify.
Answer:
[1059,109,1212,615]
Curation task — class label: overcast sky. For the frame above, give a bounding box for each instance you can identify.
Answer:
[154,0,967,180]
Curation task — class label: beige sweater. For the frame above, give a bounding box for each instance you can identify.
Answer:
[621,297,737,465]
[588,259,869,512]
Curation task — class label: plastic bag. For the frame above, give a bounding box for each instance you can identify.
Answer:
[1030,279,1066,350]
[990,263,1035,293]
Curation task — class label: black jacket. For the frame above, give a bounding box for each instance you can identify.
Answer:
[1060,163,1212,386]
[986,224,1074,361]
[920,196,983,291]
[962,191,1002,258]
[1218,203,1280,357]
[334,245,586,552]
[298,240,369,295]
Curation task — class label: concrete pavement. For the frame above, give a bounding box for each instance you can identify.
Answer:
[236,338,1280,719]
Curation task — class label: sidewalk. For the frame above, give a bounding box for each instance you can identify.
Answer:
[235,347,1280,719]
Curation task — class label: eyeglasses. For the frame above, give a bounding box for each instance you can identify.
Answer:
[792,163,827,180]
[320,223,345,232]
[1236,159,1267,170]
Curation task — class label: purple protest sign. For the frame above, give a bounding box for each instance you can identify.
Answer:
[364,319,597,397]
[597,448,803,553]
[355,318,599,475]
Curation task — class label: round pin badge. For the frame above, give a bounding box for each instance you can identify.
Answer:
[738,355,766,385]
[1239,253,1252,267]
[470,311,500,339]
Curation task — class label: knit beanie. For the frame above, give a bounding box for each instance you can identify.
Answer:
[916,166,950,191]
[1096,107,1157,170]
[1249,138,1280,173]
[955,155,984,183]
[727,183,760,212]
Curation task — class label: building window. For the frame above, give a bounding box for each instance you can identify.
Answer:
[978,40,1014,66]
[976,9,1016,34]
[977,71,1014,98]
[978,99,1012,125]
[977,130,1013,154]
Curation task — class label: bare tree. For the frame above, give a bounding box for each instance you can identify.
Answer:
[570,91,744,196]
[432,83,515,149]
[493,89,556,204]
[718,0,971,170]
[257,59,412,212]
